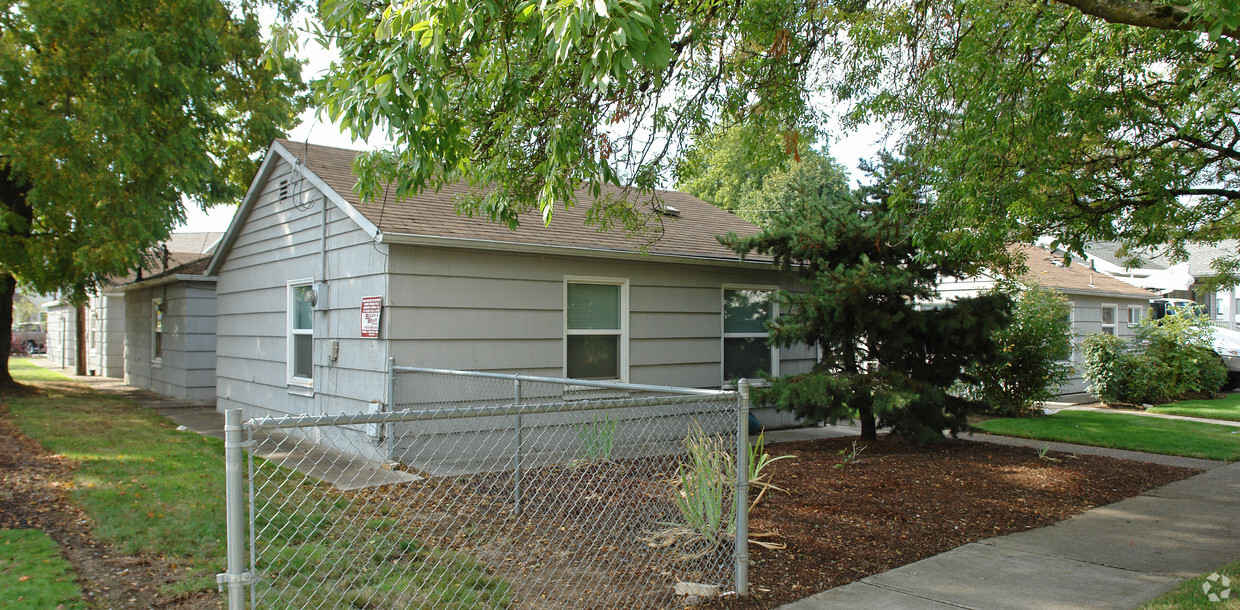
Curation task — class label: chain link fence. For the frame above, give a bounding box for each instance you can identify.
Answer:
[221,366,751,609]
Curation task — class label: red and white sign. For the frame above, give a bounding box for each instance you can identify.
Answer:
[360,296,383,339]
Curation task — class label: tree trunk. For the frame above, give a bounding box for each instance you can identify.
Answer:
[0,273,14,387]
[858,403,877,440]
[75,304,86,376]
[1,162,32,388]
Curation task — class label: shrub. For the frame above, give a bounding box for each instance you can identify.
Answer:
[966,285,1074,415]
[1081,333,1131,403]
[1082,312,1227,404]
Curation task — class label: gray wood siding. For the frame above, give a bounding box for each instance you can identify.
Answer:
[385,246,815,389]
[85,293,126,378]
[124,282,217,401]
[44,304,77,370]
[215,156,390,423]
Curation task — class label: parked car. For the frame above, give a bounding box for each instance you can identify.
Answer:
[1149,299,1240,391]
[10,322,46,355]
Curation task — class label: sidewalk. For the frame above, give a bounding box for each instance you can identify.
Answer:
[771,424,1238,610]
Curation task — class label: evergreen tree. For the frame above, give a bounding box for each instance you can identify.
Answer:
[720,157,1011,441]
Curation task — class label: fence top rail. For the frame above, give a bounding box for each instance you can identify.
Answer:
[390,365,734,397]
[247,392,738,430]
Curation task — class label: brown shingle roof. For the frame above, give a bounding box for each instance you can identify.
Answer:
[276,139,762,262]
[1016,244,1152,297]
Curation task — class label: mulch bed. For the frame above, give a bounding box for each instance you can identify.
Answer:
[709,434,1199,609]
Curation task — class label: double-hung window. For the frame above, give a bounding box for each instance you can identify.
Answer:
[1127,305,1142,326]
[723,287,777,382]
[152,298,164,362]
[1100,304,1117,336]
[565,278,628,381]
[288,280,315,384]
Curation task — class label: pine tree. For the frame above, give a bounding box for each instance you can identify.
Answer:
[720,156,1011,441]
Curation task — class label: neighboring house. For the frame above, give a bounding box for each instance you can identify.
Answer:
[42,232,222,379]
[934,244,1154,394]
[1081,240,1239,332]
[119,255,218,401]
[207,140,814,460]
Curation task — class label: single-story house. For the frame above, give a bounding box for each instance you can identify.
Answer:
[207,140,814,462]
[1082,240,1239,332]
[118,255,218,401]
[934,244,1155,394]
[42,232,222,381]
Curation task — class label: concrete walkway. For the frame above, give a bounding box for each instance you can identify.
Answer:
[1064,404,1240,428]
[772,424,1238,609]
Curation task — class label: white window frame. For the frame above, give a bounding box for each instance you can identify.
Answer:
[287,278,315,388]
[1060,302,1077,364]
[563,276,629,382]
[151,298,163,365]
[1100,303,1118,336]
[721,284,779,386]
[1126,305,1142,326]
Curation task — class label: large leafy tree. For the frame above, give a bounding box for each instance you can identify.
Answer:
[0,0,306,386]
[720,156,1012,441]
[673,123,853,228]
[304,0,1239,275]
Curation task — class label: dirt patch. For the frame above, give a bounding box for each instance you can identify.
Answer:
[709,435,1199,609]
[0,397,220,609]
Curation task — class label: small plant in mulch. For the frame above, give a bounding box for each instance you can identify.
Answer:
[576,414,618,462]
[644,426,792,558]
[832,440,867,468]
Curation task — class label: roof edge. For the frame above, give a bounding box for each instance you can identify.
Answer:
[206,143,285,276]
[378,232,774,269]
[120,274,218,292]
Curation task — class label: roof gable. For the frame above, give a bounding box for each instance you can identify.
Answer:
[268,139,763,263]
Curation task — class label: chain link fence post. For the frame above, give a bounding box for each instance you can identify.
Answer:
[512,378,523,515]
[219,409,252,610]
[386,356,396,460]
[735,380,750,596]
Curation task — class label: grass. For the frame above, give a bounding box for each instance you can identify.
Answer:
[4,359,511,605]
[5,359,227,596]
[0,529,86,609]
[973,410,1240,462]
[1141,559,1239,609]
[1148,392,1240,423]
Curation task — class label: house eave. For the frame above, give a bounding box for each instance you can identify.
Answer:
[377,232,774,269]
[1052,287,1153,299]
[120,274,218,292]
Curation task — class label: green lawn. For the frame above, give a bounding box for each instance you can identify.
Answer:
[1140,559,1240,609]
[973,410,1240,462]
[0,529,86,609]
[4,358,511,606]
[5,359,227,596]
[1148,392,1240,423]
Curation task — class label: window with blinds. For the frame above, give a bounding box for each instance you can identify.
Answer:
[565,280,626,380]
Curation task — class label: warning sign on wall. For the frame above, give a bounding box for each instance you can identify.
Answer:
[361,296,382,339]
